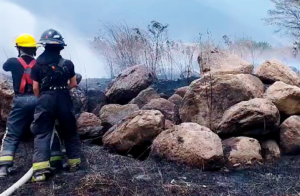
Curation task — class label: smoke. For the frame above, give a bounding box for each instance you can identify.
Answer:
[0,0,107,78]
[254,48,300,70]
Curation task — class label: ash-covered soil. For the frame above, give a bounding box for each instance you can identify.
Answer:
[1,140,300,196]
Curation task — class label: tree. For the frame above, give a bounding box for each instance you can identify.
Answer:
[254,41,273,50]
[263,0,300,38]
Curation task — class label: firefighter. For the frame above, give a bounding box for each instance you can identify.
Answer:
[30,29,81,182]
[0,34,69,177]
[0,33,39,177]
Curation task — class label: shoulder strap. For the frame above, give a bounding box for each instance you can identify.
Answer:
[17,58,36,69]
[57,58,66,68]
[28,59,36,68]
[17,58,28,69]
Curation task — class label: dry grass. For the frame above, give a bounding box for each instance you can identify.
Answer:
[74,173,139,196]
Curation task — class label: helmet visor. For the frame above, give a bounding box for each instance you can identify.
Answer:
[38,38,67,46]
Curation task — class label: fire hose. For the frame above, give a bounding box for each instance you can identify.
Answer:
[0,130,65,196]
[0,168,33,196]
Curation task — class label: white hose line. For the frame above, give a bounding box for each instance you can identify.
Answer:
[0,167,33,196]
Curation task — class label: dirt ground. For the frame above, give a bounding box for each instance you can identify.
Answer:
[1,140,300,196]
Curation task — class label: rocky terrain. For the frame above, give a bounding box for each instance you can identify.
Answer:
[1,54,300,195]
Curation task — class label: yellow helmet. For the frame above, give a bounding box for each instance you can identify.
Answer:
[15,33,38,48]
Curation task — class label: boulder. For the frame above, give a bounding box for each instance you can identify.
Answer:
[217,98,280,137]
[265,81,300,115]
[70,87,88,115]
[77,112,103,139]
[87,88,107,115]
[264,84,271,92]
[106,65,157,104]
[180,74,264,131]
[142,98,176,122]
[222,137,263,168]
[129,87,160,108]
[0,73,12,87]
[175,86,190,98]
[280,116,300,155]
[151,123,224,170]
[168,94,183,106]
[99,104,139,129]
[102,110,165,157]
[255,59,300,86]
[168,94,183,124]
[0,81,14,122]
[198,50,254,75]
[159,93,169,99]
[150,78,197,98]
[165,120,175,130]
[261,140,281,161]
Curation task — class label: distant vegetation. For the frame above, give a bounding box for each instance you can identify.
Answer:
[92,0,300,79]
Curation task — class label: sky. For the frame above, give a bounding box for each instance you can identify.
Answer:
[0,0,292,78]
[8,0,284,43]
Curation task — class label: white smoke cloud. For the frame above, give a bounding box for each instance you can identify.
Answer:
[0,0,108,78]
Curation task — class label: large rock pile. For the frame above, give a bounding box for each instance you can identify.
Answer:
[90,57,300,171]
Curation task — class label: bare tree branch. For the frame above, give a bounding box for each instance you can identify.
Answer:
[263,0,300,38]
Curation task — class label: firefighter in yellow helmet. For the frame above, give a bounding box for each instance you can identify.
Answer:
[0,34,63,177]
[15,34,38,48]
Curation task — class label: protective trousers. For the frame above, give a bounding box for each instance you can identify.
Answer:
[31,91,81,173]
[0,95,63,167]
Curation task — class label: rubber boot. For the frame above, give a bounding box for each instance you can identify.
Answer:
[50,157,63,172]
[69,164,80,172]
[0,165,8,178]
[31,173,46,182]
[31,169,50,183]
[68,159,81,172]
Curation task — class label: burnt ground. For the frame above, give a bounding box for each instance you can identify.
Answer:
[1,141,300,196]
